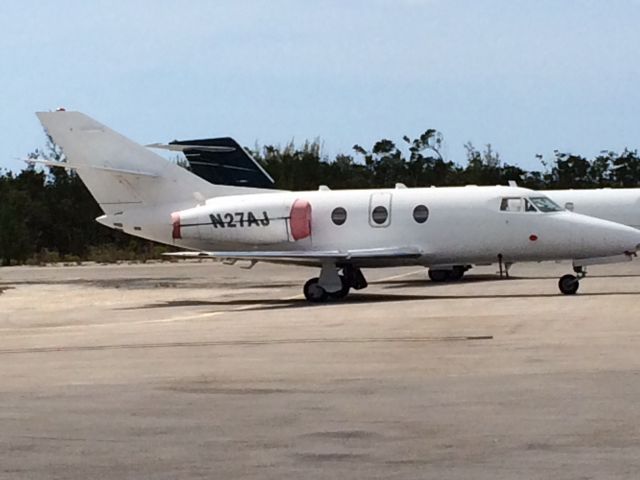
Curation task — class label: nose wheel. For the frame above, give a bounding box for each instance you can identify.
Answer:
[558,274,579,295]
[558,266,585,295]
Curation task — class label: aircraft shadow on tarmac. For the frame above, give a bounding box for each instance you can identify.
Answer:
[1,277,194,289]
[0,277,298,291]
[374,274,508,288]
[513,273,640,280]
[129,288,640,313]
[378,272,640,288]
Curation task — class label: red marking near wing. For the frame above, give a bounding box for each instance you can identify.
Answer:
[529,234,538,241]
[289,199,312,241]
[171,212,182,239]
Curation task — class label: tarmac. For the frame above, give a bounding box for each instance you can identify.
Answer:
[1,260,640,479]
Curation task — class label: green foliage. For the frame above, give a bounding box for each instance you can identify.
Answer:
[1,130,639,266]
[0,144,159,265]
[611,149,640,187]
[0,173,32,265]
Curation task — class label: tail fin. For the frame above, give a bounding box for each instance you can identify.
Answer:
[36,111,270,215]
[162,137,276,189]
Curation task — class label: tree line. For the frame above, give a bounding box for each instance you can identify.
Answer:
[1,130,639,265]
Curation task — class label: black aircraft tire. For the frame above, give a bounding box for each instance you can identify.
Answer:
[428,269,451,282]
[303,277,328,303]
[448,266,465,281]
[558,274,579,295]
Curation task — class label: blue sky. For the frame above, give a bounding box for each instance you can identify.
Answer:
[1,0,640,173]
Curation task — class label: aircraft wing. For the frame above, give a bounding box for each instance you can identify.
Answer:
[164,246,423,266]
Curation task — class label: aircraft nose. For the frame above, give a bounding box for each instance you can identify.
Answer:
[607,222,640,252]
[578,214,640,254]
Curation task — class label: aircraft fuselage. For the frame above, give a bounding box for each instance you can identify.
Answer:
[100,186,640,269]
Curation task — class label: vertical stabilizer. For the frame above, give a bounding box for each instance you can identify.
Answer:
[36,111,271,215]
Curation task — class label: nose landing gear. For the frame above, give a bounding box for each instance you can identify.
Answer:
[558,266,586,295]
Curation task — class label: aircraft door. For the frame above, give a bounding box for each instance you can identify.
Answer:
[369,192,392,227]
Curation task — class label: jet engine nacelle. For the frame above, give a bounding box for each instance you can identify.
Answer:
[172,196,311,245]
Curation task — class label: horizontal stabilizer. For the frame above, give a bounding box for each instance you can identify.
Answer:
[25,158,159,177]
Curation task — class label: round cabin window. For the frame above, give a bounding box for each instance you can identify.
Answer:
[413,205,429,223]
[331,207,347,225]
[371,206,388,225]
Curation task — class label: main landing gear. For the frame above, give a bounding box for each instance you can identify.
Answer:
[303,264,368,303]
[428,265,470,282]
[558,266,586,295]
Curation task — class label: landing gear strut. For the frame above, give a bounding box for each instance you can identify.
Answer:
[330,275,351,299]
[558,266,586,295]
[302,264,368,303]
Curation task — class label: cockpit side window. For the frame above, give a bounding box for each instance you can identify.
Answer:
[500,197,551,213]
[500,197,523,212]
[529,196,563,212]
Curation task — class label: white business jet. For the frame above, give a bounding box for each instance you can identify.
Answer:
[546,189,640,229]
[34,111,640,302]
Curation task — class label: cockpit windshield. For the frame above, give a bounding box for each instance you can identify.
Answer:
[500,196,563,213]
[528,196,563,212]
